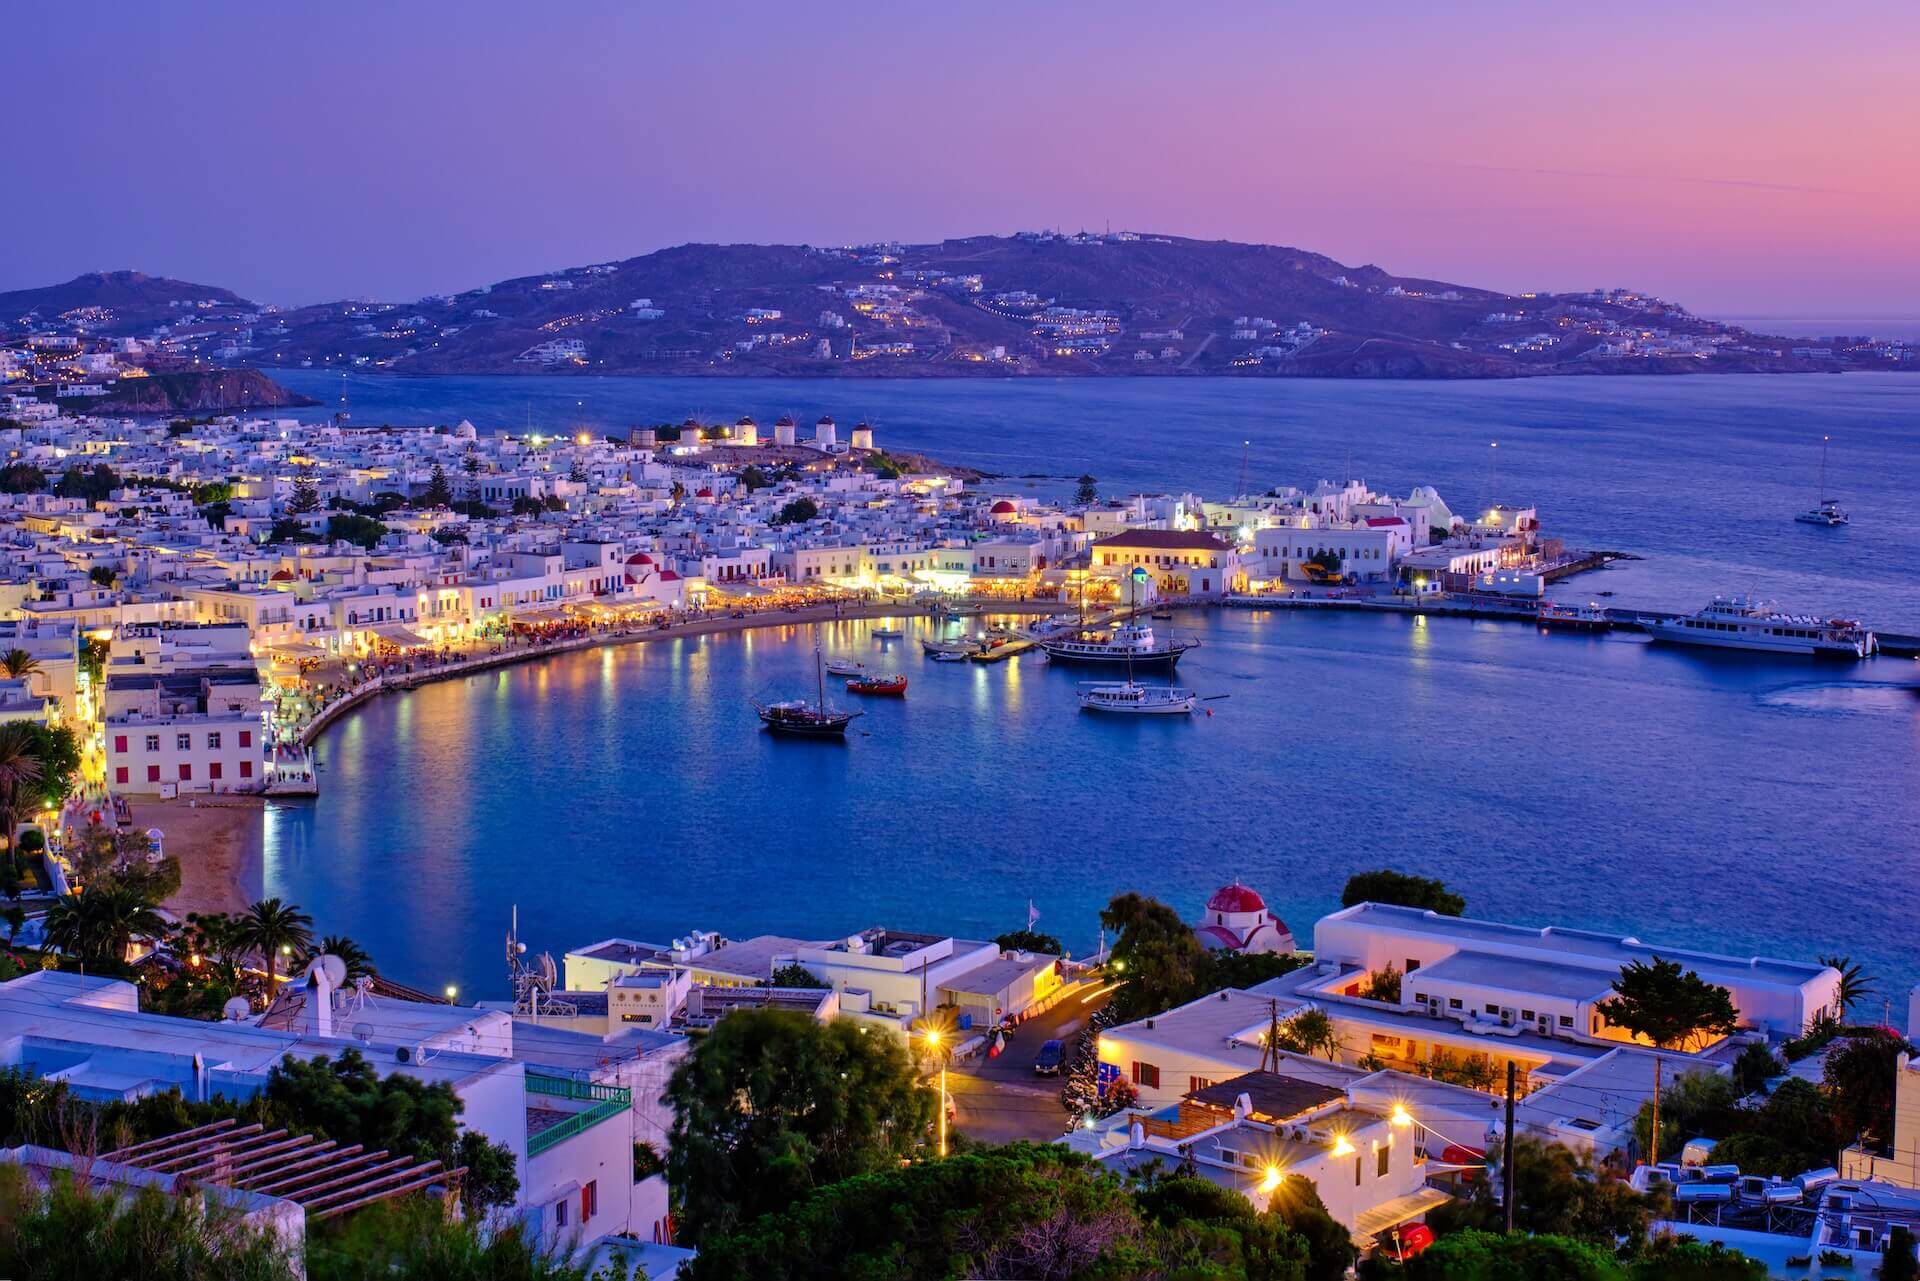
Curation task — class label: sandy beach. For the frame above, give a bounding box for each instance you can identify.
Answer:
[129,795,267,919]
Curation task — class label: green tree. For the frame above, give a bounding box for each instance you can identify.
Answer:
[300,934,377,980]
[325,514,388,550]
[1819,954,1876,1020]
[42,884,167,969]
[1731,1041,1783,1096]
[87,566,118,589]
[305,1198,573,1281]
[1825,1029,1908,1155]
[1265,1175,1355,1281]
[1599,958,1739,1162]
[288,475,321,514]
[421,464,454,508]
[994,929,1065,956]
[665,1008,933,1240]
[19,723,80,811]
[738,465,772,492]
[0,1164,298,1281]
[1405,1229,1622,1281]
[237,898,313,997]
[1442,1137,1657,1248]
[53,464,120,502]
[1628,1234,1767,1281]
[771,497,818,526]
[1362,962,1403,1004]
[0,462,46,494]
[769,962,825,988]
[1340,870,1466,915]
[1273,1008,1342,1061]
[1101,891,1204,1022]
[1076,474,1099,505]
[0,725,44,854]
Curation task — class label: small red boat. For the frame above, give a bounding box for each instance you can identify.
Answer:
[845,674,908,697]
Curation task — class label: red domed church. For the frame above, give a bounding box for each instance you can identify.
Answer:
[1193,882,1295,954]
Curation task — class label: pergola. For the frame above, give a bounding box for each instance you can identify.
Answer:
[100,1117,462,1222]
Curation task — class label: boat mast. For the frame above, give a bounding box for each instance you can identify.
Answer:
[1819,434,1830,504]
[814,626,826,710]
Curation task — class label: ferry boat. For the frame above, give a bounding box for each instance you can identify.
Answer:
[755,631,863,735]
[845,673,908,696]
[1644,596,1877,659]
[1077,680,1197,715]
[1536,602,1611,634]
[1040,621,1196,672]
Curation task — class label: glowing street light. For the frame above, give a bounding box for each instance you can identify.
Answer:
[1258,1163,1283,1194]
[920,1026,949,1158]
[445,984,459,1002]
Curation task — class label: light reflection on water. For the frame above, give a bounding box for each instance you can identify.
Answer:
[266,610,1920,1002]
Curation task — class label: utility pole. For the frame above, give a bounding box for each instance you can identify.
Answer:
[1503,1061,1518,1235]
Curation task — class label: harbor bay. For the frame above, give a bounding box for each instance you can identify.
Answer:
[266,601,1920,1005]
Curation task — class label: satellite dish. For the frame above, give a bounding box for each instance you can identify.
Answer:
[537,953,558,989]
[222,996,251,1022]
[314,954,349,989]
[352,1022,373,1045]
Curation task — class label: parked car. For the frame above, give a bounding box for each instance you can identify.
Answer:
[1035,1039,1065,1075]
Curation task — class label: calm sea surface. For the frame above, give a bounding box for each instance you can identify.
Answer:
[263,372,1920,1006]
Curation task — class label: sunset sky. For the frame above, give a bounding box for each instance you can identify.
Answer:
[13,2,1918,317]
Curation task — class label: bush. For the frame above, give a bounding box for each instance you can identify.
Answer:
[1406,1229,1622,1281]
[1628,1234,1767,1281]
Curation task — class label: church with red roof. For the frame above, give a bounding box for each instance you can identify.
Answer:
[1192,882,1295,955]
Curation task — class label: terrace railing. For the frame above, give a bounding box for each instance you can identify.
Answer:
[525,1072,631,1156]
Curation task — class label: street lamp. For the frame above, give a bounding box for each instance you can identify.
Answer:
[921,1027,948,1158]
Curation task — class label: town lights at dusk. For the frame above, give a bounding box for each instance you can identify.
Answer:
[0,4,1911,1277]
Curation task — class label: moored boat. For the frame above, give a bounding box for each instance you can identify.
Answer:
[824,658,865,677]
[1794,435,1849,526]
[872,627,904,639]
[846,673,908,696]
[1537,601,1611,633]
[1644,596,1876,659]
[1077,680,1197,715]
[755,629,864,735]
[1040,621,1196,671]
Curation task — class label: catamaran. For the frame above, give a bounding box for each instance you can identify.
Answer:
[1643,596,1876,659]
[1794,435,1849,526]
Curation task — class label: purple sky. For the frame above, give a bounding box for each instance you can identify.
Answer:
[12,2,1918,316]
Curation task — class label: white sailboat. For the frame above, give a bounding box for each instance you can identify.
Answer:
[1794,435,1849,526]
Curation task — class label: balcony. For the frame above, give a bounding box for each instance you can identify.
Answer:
[525,1072,630,1156]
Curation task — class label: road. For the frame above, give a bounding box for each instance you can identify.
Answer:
[946,978,1114,1144]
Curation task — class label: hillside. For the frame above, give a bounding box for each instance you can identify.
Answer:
[59,369,315,414]
[14,238,1910,379]
[0,271,253,334]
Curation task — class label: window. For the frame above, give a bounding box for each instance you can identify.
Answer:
[209,762,222,781]
[581,1180,598,1222]
[554,1198,568,1228]
[207,732,222,750]
[1354,1156,1363,1186]
[1413,992,1429,1006]
[147,765,160,782]
[1485,1004,1500,1016]
[239,730,252,749]
[1131,1061,1160,1089]
[176,733,192,751]
[145,735,160,752]
[1559,1014,1574,1028]
[1189,1076,1214,1094]
[179,764,192,781]
[114,735,127,753]
[1521,1009,1535,1022]
[1448,998,1464,1010]
[1406,958,1420,973]
[115,767,128,784]
[1378,1143,1391,1178]
[239,760,253,779]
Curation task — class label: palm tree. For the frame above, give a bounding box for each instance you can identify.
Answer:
[0,725,44,855]
[1,649,41,680]
[238,898,313,996]
[1820,955,1876,1021]
[1599,957,1740,1163]
[302,933,376,981]
[2,905,23,947]
[42,886,164,969]
[183,911,250,988]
